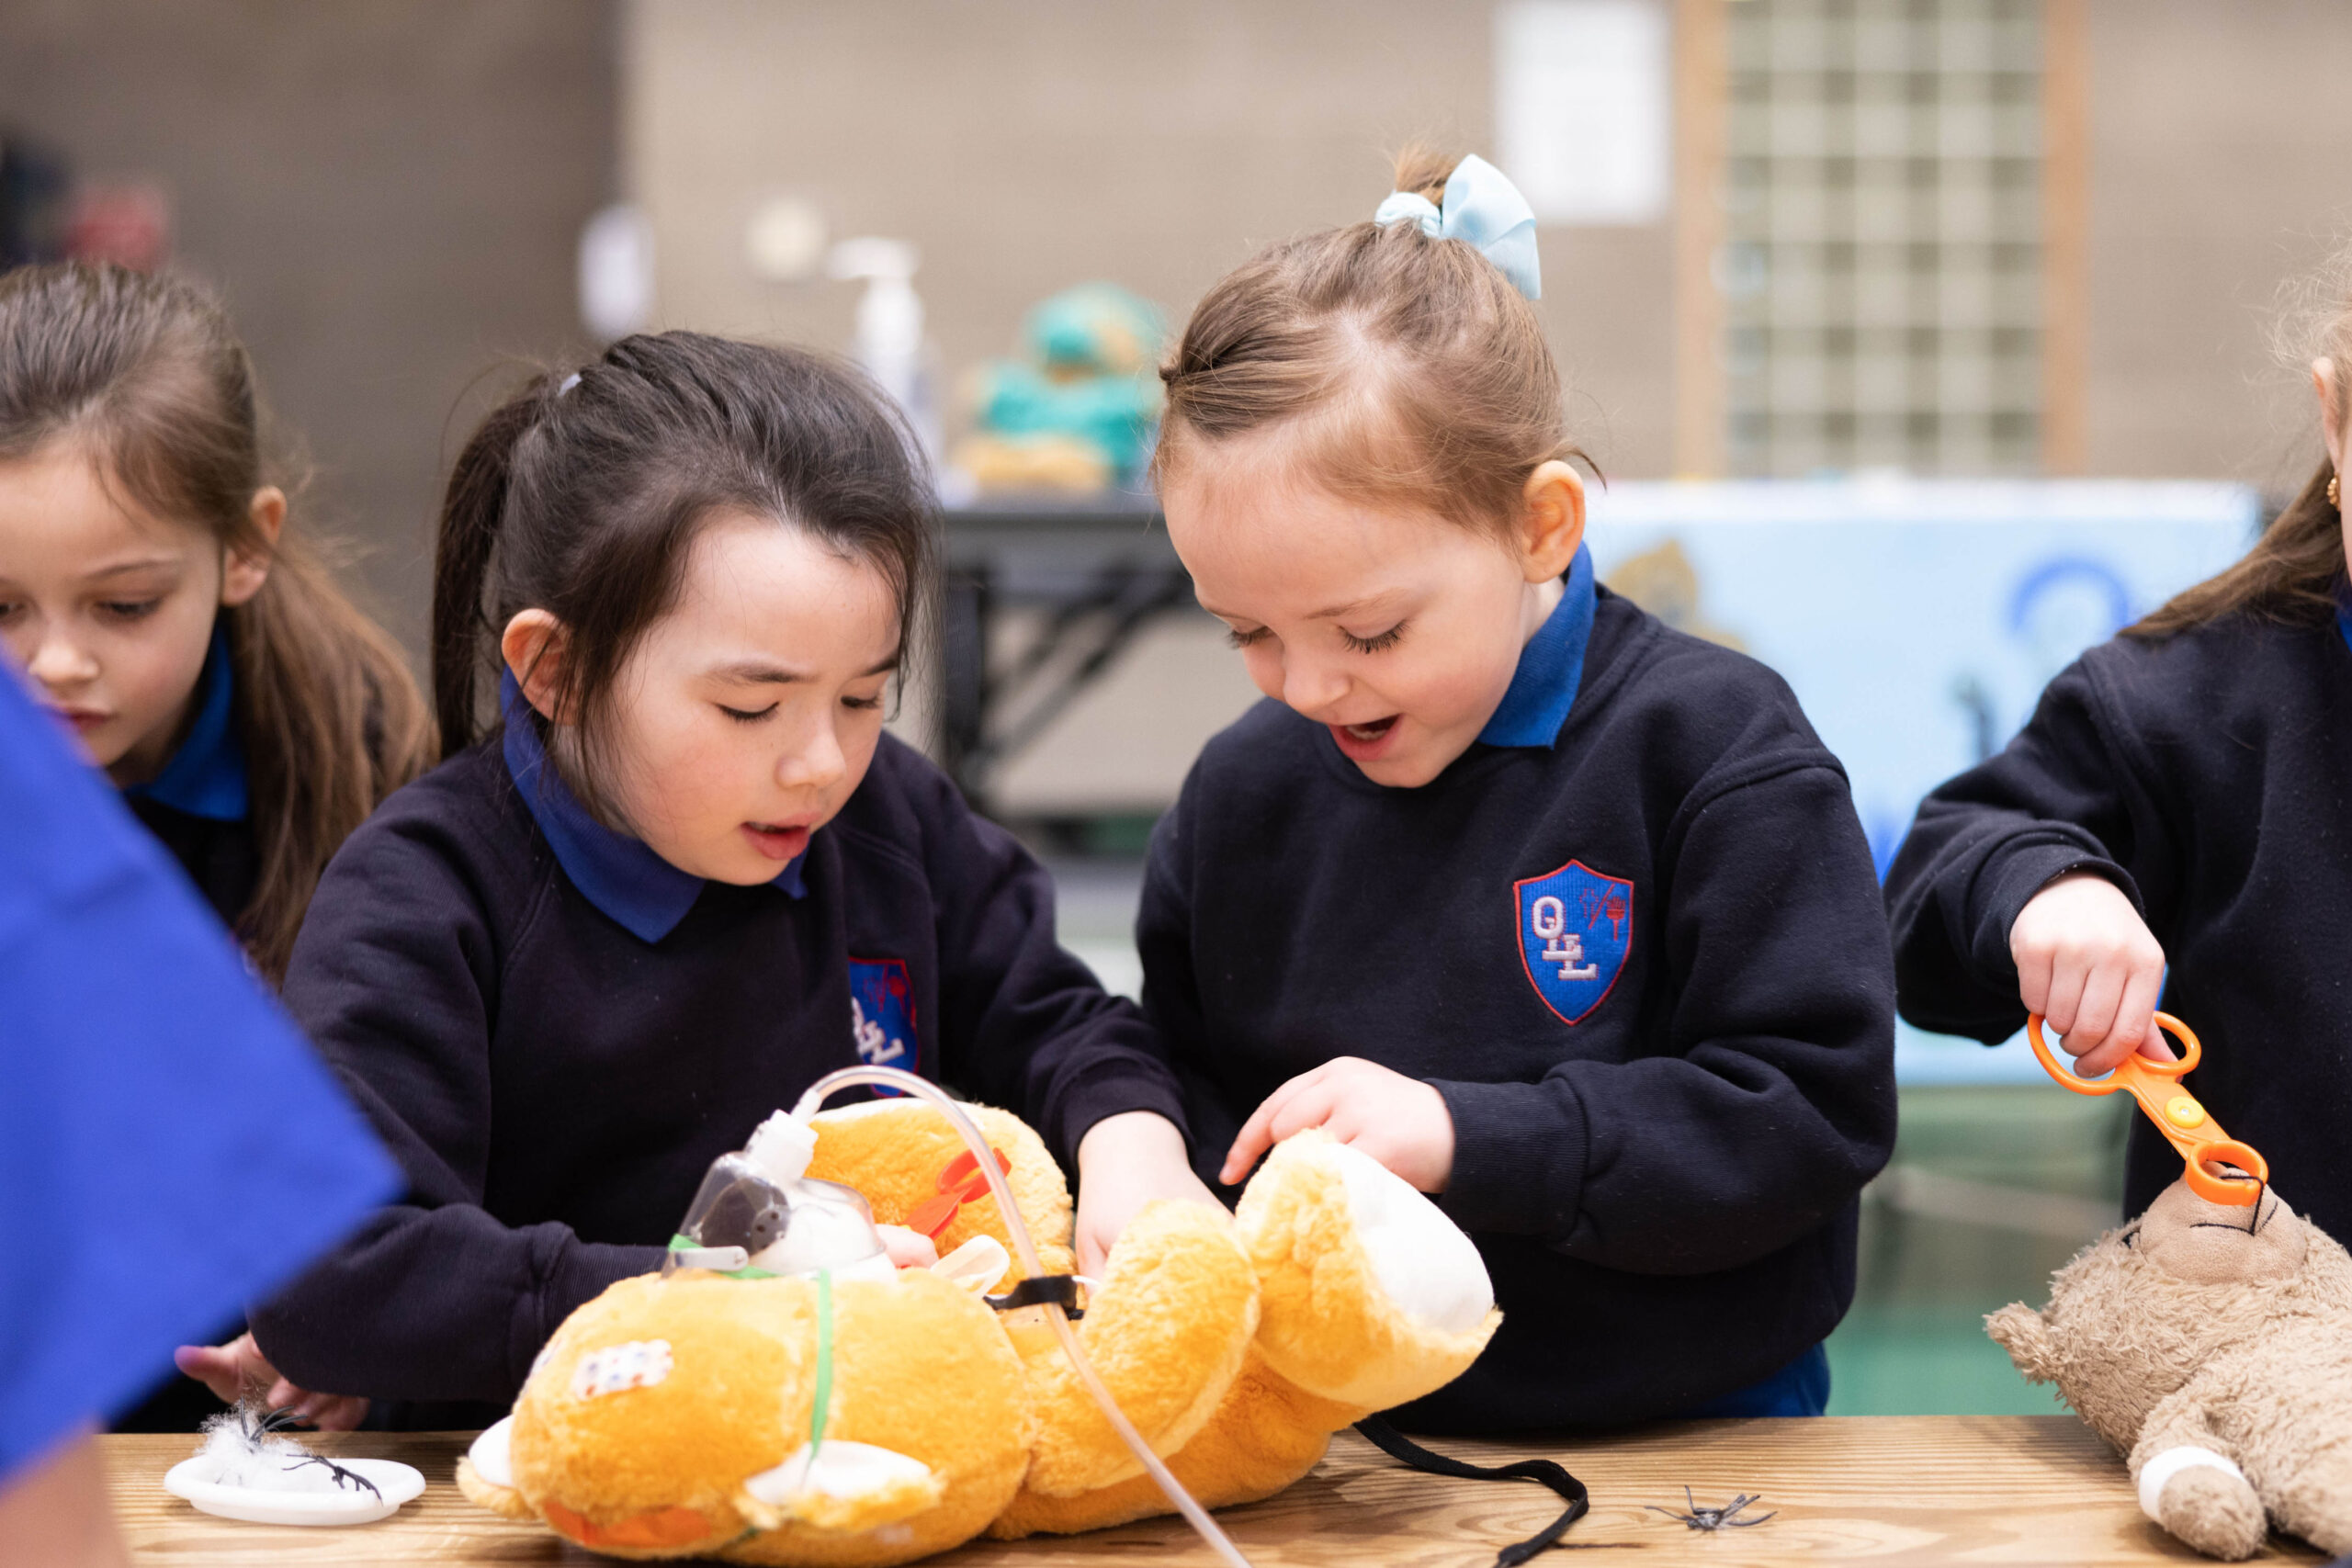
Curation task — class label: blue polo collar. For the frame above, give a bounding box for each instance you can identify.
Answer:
[126,621,247,820]
[499,672,806,942]
[1478,542,1597,750]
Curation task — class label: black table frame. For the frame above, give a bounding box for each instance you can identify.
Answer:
[937,497,1195,812]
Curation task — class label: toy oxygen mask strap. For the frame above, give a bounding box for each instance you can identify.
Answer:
[809,1269,835,1461]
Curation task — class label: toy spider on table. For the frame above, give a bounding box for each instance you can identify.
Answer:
[223,1404,382,1499]
[1644,1485,1775,1530]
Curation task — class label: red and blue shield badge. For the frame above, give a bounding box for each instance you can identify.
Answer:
[848,957,918,1077]
[1513,861,1634,1025]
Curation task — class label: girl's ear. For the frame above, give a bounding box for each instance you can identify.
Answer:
[2312,359,2348,477]
[220,486,287,608]
[501,609,572,724]
[1516,460,1586,583]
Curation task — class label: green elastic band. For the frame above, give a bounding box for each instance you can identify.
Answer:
[667,1233,778,1280]
[809,1269,834,1460]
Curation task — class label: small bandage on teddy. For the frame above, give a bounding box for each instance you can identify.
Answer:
[2138,1446,2247,1523]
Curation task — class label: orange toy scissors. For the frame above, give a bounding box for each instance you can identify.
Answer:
[2026,1010,2268,1206]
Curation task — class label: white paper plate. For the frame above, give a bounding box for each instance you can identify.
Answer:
[163,1456,424,1526]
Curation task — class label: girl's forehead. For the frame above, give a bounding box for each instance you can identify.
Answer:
[0,443,210,571]
[655,511,900,663]
[1164,454,1488,617]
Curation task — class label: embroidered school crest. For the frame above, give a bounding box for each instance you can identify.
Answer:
[847,957,918,1077]
[1513,860,1634,1026]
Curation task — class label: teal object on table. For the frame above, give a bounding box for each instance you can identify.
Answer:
[969,283,1164,483]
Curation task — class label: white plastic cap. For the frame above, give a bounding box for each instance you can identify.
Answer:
[744,1111,818,1186]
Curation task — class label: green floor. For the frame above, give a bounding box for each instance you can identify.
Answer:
[1825,1087,2132,1415]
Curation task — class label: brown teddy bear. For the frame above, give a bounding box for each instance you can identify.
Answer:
[456,1100,1499,1564]
[1987,1177,2352,1559]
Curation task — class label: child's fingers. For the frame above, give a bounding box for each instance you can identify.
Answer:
[2041,957,2087,1041]
[2014,943,2053,1017]
[314,1397,368,1433]
[876,1224,938,1269]
[2071,1029,2141,1080]
[2116,964,2171,1062]
[173,1345,241,1403]
[1221,1067,1333,1183]
[2067,963,2127,1057]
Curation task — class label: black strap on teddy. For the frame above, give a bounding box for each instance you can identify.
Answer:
[1352,1416,1589,1566]
[984,1274,1086,1319]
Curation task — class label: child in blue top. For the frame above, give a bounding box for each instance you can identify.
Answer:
[251,333,1212,1428]
[1141,151,1897,1430]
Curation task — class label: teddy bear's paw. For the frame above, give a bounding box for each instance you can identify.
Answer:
[2141,1447,2268,1560]
[739,1439,945,1534]
[1238,1132,1498,1413]
[456,1416,537,1521]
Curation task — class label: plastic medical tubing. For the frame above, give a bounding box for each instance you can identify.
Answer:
[789,1066,1251,1568]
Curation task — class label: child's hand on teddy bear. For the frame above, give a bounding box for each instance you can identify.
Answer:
[1221,1056,1456,1195]
[1074,1110,1222,1276]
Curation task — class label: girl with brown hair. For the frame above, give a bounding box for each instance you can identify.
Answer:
[1140,151,1897,1431]
[0,262,434,1433]
[1887,251,2352,1247]
[0,263,434,979]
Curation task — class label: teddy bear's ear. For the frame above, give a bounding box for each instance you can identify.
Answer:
[1985,1303,2059,1383]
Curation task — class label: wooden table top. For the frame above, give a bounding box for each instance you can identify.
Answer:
[103,1416,2326,1565]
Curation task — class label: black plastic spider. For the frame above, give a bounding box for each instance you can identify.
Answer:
[228,1404,382,1500]
[1644,1486,1775,1530]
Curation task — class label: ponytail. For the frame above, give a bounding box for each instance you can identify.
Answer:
[432,383,545,757]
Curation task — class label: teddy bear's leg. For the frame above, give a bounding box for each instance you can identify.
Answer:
[1015,1198,1260,1499]
[2256,1444,2352,1557]
[989,1349,1361,1539]
[2132,1414,2268,1561]
[456,1416,538,1522]
[1237,1132,1498,1412]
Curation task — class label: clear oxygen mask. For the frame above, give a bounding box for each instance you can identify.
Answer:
[662,1110,896,1284]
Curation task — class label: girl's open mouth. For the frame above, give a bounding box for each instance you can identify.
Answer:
[1329,715,1401,761]
[741,821,811,862]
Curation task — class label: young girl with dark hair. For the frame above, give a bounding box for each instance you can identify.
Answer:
[247,331,1210,1428]
[1142,152,1897,1432]
[1887,250,2352,1246]
[0,262,434,1432]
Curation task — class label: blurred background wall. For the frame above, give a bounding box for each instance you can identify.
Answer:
[10,1,2352,653]
[0,0,616,656]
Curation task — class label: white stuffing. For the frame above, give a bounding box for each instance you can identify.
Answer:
[187,1408,377,1495]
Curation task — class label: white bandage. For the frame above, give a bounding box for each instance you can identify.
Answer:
[2138,1445,2247,1521]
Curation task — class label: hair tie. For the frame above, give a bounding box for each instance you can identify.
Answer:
[1373,153,1542,301]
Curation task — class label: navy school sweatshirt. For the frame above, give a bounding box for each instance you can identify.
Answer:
[1138,563,1899,1432]
[1886,606,2352,1240]
[253,694,1186,1427]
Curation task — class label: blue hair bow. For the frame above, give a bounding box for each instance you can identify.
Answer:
[1372,153,1542,301]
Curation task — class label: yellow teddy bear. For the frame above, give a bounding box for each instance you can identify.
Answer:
[457,1100,1498,1564]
